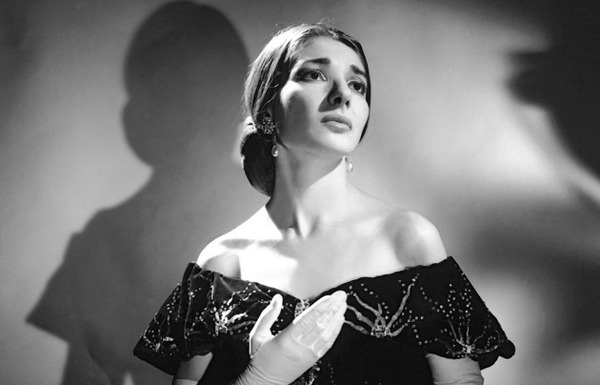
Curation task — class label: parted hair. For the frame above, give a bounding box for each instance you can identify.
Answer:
[240,23,371,196]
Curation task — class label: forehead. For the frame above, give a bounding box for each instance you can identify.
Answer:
[294,36,365,70]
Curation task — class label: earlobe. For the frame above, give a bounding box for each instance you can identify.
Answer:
[262,103,275,120]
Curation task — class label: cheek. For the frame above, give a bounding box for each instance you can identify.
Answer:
[356,103,370,132]
[278,90,312,133]
[285,94,309,119]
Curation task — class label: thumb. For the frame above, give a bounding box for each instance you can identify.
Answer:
[249,294,283,356]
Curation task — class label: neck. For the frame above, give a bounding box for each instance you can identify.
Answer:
[266,152,354,239]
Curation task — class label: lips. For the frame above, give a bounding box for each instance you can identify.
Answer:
[321,114,352,130]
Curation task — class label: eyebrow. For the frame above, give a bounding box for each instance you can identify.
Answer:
[301,57,367,80]
[350,64,367,79]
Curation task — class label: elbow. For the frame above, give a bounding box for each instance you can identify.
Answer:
[172,379,201,385]
[432,373,483,385]
[426,354,483,385]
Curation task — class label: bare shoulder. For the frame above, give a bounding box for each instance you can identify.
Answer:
[196,234,242,277]
[351,190,447,266]
[195,207,270,277]
[384,208,448,267]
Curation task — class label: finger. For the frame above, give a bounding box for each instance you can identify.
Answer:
[292,291,346,328]
[295,301,346,352]
[290,291,346,340]
[249,294,283,355]
[253,294,283,339]
[320,301,346,340]
[313,307,346,357]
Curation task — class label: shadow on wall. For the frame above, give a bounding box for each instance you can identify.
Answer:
[27,2,251,384]
[472,1,600,383]
[509,0,600,339]
[0,0,36,135]
[509,0,600,207]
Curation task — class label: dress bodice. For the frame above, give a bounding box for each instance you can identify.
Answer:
[134,257,515,384]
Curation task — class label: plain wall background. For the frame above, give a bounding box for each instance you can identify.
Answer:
[1,0,599,384]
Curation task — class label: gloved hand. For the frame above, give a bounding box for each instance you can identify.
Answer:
[234,290,347,385]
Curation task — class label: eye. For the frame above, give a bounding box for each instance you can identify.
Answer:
[349,79,367,95]
[297,68,326,82]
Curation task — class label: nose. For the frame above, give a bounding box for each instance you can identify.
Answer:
[327,80,351,107]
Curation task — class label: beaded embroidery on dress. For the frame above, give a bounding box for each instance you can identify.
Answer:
[134,257,515,384]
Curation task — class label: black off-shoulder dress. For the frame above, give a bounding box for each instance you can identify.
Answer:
[134,257,515,384]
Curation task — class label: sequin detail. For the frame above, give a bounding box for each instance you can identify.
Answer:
[134,257,515,384]
[345,276,417,338]
[295,298,310,317]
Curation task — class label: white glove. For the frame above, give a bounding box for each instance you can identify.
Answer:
[234,290,347,385]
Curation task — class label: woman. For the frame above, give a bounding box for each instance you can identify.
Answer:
[134,23,515,385]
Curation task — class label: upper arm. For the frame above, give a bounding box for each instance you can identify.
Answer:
[173,353,213,383]
[173,239,240,383]
[172,238,240,383]
[425,354,483,385]
[392,211,447,266]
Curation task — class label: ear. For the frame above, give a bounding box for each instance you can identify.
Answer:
[265,98,282,122]
[263,107,277,132]
[256,108,273,125]
[264,107,274,120]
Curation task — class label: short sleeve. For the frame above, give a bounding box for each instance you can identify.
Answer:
[133,263,218,375]
[414,258,515,369]
[133,264,293,376]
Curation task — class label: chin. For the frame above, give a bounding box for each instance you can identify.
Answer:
[289,132,360,158]
[318,143,359,159]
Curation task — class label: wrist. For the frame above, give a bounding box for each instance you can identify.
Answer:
[230,361,281,385]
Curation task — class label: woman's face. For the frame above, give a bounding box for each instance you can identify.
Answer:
[273,36,370,158]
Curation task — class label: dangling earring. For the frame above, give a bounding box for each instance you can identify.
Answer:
[344,156,353,173]
[271,143,279,157]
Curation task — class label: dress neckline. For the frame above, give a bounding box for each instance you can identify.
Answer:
[191,256,455,302]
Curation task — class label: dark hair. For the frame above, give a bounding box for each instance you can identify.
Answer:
[240,23,371,196]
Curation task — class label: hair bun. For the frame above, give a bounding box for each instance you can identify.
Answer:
[240,117,275,196]
[243,116,258,133]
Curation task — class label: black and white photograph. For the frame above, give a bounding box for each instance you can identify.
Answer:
[1,0,599,384]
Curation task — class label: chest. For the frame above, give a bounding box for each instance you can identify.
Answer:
[238,227,405,299]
